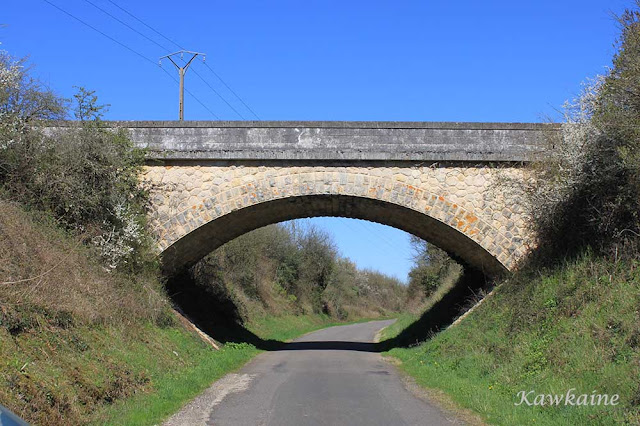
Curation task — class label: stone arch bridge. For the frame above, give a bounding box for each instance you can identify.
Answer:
[112,121,551,277]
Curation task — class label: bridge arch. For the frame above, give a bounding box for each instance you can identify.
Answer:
[149,167,527,277]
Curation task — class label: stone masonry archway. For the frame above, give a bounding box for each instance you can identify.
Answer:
[144,164,529,277]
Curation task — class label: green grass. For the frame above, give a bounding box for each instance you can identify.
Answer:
[92,326,259,426]
[247,313,344,342]
[379,311,418,341]
[248,313,393,342]
[0,310,375,426]
[382,253,640,425]
[93,313,380,425]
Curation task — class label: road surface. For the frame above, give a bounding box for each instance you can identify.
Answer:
[164,320,461,426]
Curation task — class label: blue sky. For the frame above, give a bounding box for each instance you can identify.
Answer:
[1,0,630,281]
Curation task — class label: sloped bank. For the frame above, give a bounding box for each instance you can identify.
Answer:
[381,254,640,425]
[0,200,363,425]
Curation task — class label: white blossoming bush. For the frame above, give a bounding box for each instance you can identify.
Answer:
[0,53,20,94]
[0,52,152,271]
[92,203,145,270]
[518,77,604,237]
[503,66,640,260]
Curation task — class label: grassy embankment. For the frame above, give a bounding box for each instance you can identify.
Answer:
[94,313,346,425]
[381,254,640,425]
[0,200,372,426]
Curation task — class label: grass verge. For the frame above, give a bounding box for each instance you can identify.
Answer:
[381,254,640,425]
[93,313,374,425]
[247,313,393,342]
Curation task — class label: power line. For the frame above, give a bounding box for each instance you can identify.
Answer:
[42,0,155,66]
[81,0,220,119]
[337,218,384,255]
[346,218,412,258]
[42,0,219,119]
[360,221,410,256]
[82,0,171,52]
[105,0,183,51]
[191,68,245,119]
[203,62,261,120]
[359,220,412,257]
[159,65,220,119]
[103,0,260,120]
[183,87,220,119]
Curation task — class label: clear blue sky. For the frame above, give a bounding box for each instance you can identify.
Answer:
[1,0,630,281]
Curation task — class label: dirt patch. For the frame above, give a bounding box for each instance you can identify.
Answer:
[163,373,256,426]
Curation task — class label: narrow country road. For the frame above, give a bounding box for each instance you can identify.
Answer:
[164,320,461,426]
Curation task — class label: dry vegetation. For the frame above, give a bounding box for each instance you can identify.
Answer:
[183,221,410,326]
[0,199,176,425]
[0,199,170,328]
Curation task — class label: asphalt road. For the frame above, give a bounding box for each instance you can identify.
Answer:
[164,320,460,426]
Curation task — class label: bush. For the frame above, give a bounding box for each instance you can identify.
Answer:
[406,235,459,302]
[186,221,408,323]
[0,52,150,270]
[503,5,640,262]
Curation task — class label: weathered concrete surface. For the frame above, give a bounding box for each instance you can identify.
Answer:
[107,120,553,162]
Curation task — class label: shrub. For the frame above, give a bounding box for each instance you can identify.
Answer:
[503,4,640,262]
[185,221,408,323]
[0,52,151,270]
[406,235,458,301]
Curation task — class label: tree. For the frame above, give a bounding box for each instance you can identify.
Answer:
[406,236,455,301]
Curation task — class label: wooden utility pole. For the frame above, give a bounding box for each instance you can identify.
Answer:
[160,50,205,120]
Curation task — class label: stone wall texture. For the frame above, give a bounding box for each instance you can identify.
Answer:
[143,162,531,276]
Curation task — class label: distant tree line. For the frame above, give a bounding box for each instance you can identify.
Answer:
[189,221,410,322]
